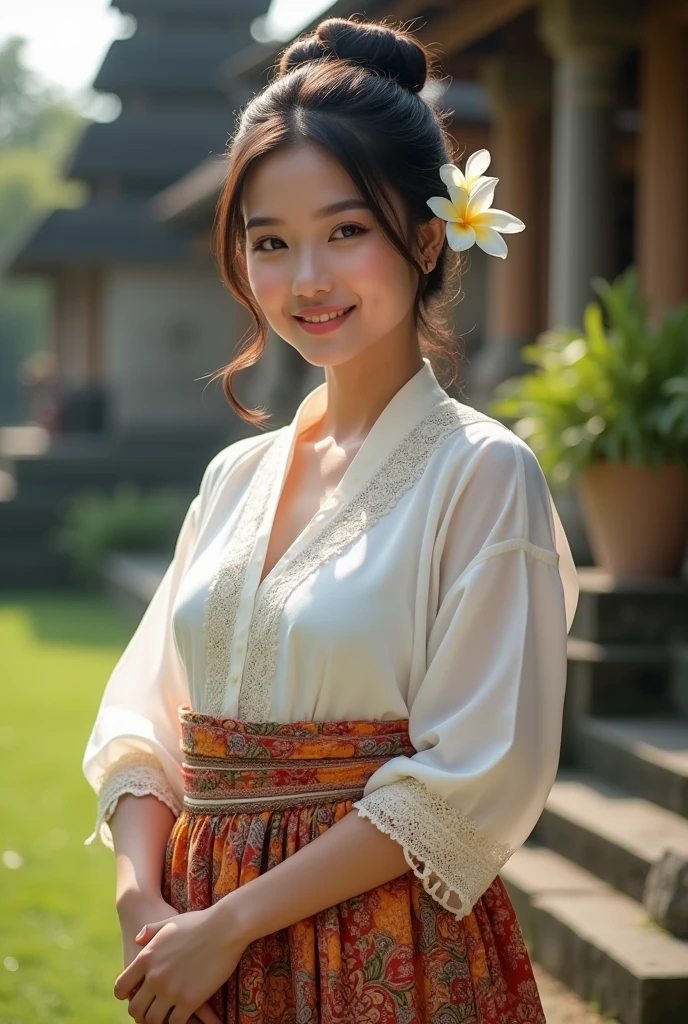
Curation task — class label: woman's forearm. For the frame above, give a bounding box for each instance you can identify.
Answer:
[108,793,176,908]
[214,807,410,945]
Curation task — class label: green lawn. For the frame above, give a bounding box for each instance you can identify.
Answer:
[0,591,139,1023]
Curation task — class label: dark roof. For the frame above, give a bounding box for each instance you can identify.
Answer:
[441,80,490,122]
[7,199,194,273]
[94,34,243,95]
[217,0,475,85]
[219,0,363,84]
[153,156,226,226]
[65,112,232,185]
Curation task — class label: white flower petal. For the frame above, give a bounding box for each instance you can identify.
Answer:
[446,222,476,252]
[473,224,508,258]
[468,174,498,196]
[446,184,468,218]
[467,177,498,216]
[439,163,466,190]
[465,149,491,181]
[480,209,525,233]
[426,196,458,221]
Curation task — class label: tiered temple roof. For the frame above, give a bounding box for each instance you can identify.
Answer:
[10,0,267,271]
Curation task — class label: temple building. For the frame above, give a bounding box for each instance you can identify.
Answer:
[9,0,269,441]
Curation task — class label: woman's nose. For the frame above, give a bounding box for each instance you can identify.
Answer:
[291,249,333,296]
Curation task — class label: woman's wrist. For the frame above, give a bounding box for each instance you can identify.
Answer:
[208,886,262,948]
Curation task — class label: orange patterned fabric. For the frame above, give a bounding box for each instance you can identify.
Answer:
[162,706,546,1024]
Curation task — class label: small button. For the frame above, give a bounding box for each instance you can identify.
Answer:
[236,642,244,653]
[231,671,239,682]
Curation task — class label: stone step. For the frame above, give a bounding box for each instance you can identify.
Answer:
[575,716,688,820]
[0,500,63,536]
[532,770,688,903]
[571,567,688,645]
[502,844,688,1024]
[562,640,675,761]
[12,464,202,501]
[0,545,73,588]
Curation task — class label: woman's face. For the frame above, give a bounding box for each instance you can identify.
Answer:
[242,141,430,368]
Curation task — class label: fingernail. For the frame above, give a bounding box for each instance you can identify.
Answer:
[136,928,145,939]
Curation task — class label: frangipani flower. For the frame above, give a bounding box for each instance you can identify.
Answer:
[427,150,525,259]
[439,148,495,196]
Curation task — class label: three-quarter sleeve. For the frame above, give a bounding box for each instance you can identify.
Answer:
[82,469,208,850]
[353,426,579,920]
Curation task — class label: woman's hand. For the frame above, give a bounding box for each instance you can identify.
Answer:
[116,890,223,1024]
[113,900,247,1024]
[117,890,177,970]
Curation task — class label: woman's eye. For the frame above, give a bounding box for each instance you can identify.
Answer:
[253,237,285,252]
[332,223,365,240]
[251,224,365,251]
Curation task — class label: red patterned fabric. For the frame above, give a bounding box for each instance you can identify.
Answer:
[162,706,546,1024]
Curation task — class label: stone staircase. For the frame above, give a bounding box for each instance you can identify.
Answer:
[0,429,241,589]
[502,568,688,1024]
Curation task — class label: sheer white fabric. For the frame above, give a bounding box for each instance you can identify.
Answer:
[82,357,579,918]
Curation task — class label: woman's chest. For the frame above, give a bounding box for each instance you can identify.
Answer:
[173,479,430,718]
[259,434,361,588]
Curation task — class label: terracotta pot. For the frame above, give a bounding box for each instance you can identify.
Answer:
[577,461,688,580]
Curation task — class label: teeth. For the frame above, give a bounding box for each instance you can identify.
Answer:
[301,308,351,322]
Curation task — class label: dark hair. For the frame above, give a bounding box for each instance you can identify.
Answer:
[209,16,464,428]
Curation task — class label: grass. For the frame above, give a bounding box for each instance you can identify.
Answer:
[0,590,140,1023]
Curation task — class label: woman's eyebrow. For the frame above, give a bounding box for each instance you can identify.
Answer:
[245,198,370,231]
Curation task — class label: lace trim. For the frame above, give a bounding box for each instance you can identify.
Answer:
[203,430,291,717]
[84,750,182,851]
[353,776,514,920]
[238,399,488,721]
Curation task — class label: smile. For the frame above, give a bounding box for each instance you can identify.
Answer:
[294,306,356,333]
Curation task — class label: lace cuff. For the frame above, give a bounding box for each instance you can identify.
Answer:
[353,775,514,920]
[84,750,182,851]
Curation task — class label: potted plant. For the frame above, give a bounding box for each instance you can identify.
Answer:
[489,267,688,579]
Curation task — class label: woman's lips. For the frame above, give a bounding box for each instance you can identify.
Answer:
[293,306,355,334]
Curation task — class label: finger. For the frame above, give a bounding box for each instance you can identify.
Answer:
[193,1001,224,1024]
[135,920,167,945]
[114,956,146,1000]
[138,992,173,1024]
[126,977,155,1021]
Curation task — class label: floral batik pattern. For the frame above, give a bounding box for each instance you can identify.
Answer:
[162,709,545,1024]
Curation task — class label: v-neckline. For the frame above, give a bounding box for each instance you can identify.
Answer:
[250,357,449,604]
[254,430,366,601]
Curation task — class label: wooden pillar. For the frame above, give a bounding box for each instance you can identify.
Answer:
[469,56,550,408]
[537,0,641,328]
[637,1,688,315]
[84,267,103,384]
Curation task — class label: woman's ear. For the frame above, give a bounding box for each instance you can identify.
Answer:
[417,216,446,273]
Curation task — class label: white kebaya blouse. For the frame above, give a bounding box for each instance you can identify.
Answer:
[82,356,579,920]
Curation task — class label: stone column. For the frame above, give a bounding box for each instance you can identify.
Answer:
[537,0,640,328]
[637,1,688,315]
[470,56,550,409]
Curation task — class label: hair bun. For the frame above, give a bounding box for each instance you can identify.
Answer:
[278,17,429,94]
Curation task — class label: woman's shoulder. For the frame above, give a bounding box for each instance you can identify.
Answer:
[431,398,556,540]
[437,397,542,480]
[199,425,288,507]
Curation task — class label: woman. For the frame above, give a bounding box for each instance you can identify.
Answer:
[83,16,579,1024]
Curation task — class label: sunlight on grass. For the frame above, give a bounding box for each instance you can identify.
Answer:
[0,591,139,1023]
